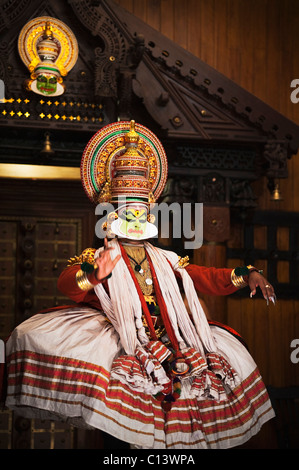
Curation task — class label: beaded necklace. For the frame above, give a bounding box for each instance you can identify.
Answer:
[126,252,146,273]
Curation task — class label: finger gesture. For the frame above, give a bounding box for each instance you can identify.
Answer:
[248,271,276,305]
[94,238,121,281]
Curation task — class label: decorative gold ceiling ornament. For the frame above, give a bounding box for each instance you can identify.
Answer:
[18,16,78,97]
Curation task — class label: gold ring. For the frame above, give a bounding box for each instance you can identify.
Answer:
[265,284,271,288]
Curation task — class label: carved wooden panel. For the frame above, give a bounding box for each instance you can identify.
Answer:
[0,216,80,333]
[0,0,298,188]
[0,409,12,449]
[0,177,101,449]
[203,206,230,243]
[0,220,18,339]
[0,216,81,449]
[227,210,299,299]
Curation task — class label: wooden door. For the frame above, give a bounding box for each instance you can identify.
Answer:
[0,177,103,449]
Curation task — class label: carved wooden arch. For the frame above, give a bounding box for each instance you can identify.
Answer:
[0,0,298,234]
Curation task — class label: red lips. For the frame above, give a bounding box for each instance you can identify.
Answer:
[128,229,143,234]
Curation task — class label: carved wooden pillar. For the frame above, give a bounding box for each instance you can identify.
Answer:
[193,205,230,324]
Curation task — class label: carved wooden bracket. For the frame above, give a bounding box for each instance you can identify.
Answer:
[263,140,289,179]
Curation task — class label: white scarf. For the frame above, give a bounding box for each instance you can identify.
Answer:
[94,239,218,358]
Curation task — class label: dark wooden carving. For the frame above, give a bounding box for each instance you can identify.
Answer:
[203,206,230,243]
[0,1,298,150]
[263,140,289,179]
[0,0,297,223]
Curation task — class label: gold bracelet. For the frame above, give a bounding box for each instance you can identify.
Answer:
[76,269,95,291]
[231,269,248,288]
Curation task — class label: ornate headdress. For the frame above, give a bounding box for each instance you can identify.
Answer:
[81,120,168,205]
[18,16,78,96]
[81,120,168,238]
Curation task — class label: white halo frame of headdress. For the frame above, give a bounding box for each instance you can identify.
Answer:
[80,120,168,205]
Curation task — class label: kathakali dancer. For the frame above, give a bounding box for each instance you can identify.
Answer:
[3,120,275,449]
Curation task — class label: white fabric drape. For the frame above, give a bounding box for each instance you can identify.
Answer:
[94,239,218,359]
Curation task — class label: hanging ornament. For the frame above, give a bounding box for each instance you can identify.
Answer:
[18,16,78,96]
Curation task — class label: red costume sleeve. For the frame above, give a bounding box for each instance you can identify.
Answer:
[57,265,103,310]
[183,264,239,296]
[57,260,240,310]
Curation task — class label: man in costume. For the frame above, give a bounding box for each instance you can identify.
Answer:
[4,120,276,449]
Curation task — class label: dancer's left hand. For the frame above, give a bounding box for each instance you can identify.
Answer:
[248,271,276,304]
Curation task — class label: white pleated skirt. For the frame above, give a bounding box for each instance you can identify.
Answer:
[5,306,275,449]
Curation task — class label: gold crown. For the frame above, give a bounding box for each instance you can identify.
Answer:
[110,120,153,205]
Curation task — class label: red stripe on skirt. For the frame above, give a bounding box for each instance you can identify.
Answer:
[165,371,270,434]
[7,350,109,375]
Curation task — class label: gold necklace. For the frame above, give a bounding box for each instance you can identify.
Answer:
[124,245,153,295]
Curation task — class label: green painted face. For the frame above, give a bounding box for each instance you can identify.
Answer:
[119,207,148,239]
[36,73,57,95]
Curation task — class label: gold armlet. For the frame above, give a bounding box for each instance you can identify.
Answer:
[67,248,96,267]
[231,265,260,288]
[231,269,248,288]
[178,256,190,268]
[76,269,95,291]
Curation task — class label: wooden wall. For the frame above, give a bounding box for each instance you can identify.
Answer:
[114,0,299,210]
[115,0,299,388]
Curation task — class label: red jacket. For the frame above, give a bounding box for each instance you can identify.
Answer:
[57,263,238,309]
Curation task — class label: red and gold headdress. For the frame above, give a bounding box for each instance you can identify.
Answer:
[80,120,168,207]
